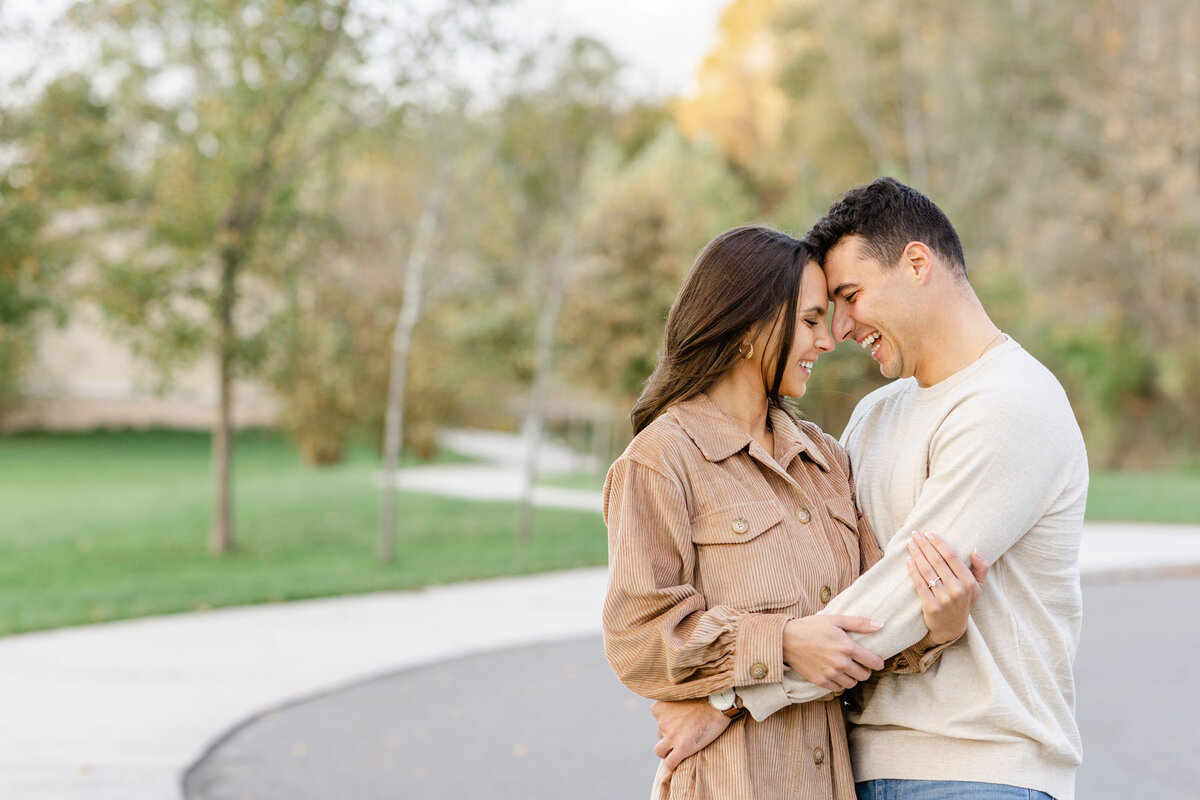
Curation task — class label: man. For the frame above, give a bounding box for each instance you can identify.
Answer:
[654,178,1088,800]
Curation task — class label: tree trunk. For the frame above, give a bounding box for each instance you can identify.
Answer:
[203,3,349,556]
[515,223,576,546]
[378,180,448,563]
[208,252,236,555]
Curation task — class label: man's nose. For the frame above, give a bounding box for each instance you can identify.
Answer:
[831,305,853,342]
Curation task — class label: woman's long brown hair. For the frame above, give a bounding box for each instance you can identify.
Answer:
[631,226,810,435]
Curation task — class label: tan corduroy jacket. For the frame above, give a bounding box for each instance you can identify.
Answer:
[602,394,934,800]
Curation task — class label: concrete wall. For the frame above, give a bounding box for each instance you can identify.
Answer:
[5,301,278,433]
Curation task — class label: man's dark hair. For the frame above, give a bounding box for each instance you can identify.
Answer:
[804,177,967,277]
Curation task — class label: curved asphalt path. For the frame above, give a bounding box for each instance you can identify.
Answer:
[184,577,1200,800]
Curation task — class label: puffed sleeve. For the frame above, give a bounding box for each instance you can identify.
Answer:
[602,458,791,701]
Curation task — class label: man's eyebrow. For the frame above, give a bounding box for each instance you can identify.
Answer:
[829,282,857,300]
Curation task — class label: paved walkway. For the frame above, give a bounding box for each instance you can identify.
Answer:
[182,579,1200,800]
[5,430,1199,799]
[380,428,603,511]
[5,524,1200,800]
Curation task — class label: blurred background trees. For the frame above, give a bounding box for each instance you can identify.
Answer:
[2,0,1198,552]
[676,0,1200,465]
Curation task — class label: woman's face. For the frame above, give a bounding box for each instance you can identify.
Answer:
[751,262,835,399]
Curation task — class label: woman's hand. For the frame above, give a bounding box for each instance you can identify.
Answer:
[782,614,886,692]
[651,698,732,772]
[906,531,990,644]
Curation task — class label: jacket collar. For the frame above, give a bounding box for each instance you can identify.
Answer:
[669,393,831,473]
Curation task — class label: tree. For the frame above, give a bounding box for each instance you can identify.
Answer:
[673,0,791,207]
[559,129,754,410]
[68,0,361,553]
[372,0,508,562]
[0,69,128,425]
[676,0,1200,463]
[1028,0,1200,463]
[492,37,625,545]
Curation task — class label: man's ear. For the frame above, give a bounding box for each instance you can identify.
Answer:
[902,241,934,284]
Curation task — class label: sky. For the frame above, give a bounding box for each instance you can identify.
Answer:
[1,0,731,99]
[509,0,728,97]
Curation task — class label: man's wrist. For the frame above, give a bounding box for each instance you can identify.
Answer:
[708,688,747,720]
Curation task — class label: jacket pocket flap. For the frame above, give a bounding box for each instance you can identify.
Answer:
[691,502,784,545]
[824,497,859,532]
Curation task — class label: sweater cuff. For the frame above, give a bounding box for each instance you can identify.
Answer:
[737,681,790,721]
[732,613,789,686]
[887,630,958,674]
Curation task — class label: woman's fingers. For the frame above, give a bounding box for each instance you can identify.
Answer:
[828,615,885,635]
[970,549,991,584]
[906,534,946,593]
[907,552,936,603]
[783,616,885,690]
[824,656,872,688]
[922,532,975,583]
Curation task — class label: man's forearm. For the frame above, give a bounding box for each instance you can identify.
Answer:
[738,537,930,719]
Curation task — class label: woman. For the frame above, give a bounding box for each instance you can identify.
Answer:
[602,226,983,800]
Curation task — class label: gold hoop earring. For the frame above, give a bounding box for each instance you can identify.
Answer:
[738,342,754,359]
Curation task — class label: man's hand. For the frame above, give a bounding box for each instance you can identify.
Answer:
[651,698,732,772]
[781,615,886,692]
[906,531,990,644]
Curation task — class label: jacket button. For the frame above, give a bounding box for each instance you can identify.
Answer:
[750,663,768,679]
[813,746,825,764]
[819,585,832,604]
[795,507,811,524]
[731,517,749,534]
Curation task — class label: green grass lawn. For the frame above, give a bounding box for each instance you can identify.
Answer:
[1086,470,1200,523]
[537,470,607,491]
[0,429,608,636]
[2,430,1197,637]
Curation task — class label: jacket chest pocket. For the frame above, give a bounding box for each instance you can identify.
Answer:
[822,496,865,571]
[690,502,802,613]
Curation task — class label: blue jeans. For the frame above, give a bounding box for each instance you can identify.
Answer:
[855,780,1057,800]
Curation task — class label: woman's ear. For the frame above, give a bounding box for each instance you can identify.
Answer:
[737,321,761,360]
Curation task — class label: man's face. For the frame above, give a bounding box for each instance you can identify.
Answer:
[823,235,916,380]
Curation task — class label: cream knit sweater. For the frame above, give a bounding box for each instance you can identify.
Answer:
[740,338,1088,800]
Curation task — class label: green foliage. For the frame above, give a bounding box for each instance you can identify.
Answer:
[18,75,130,204]
[559,129,755,406]
[0,71,129,420]
[0,430,607,635]
[267,263,390,465]
[67,0,361,373]
[6,0,1196,476]
[724,0,1200,466]
[406,34,637,427]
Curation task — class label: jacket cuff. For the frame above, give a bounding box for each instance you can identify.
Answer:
[732,613,790,686]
